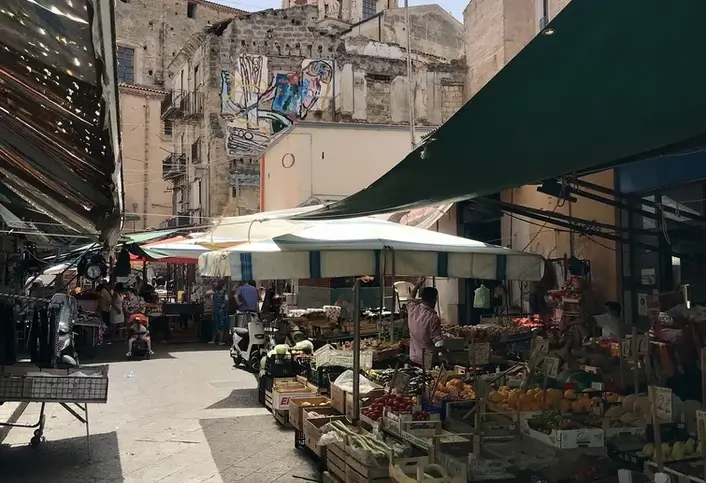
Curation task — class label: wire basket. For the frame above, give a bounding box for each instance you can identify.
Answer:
[0,366,109,403]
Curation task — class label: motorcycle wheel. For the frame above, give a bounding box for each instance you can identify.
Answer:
[249,353,261,372]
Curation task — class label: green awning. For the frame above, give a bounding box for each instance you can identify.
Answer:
[299,0,706,220]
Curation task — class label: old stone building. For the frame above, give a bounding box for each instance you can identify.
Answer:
[163,3,465,219]
[115,0,244,229]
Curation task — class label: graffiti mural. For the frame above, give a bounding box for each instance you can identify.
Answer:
[220,56,334,157]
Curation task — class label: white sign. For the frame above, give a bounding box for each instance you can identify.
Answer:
[636,334,649,355]
[544,356,560,378]
[534,337,549,354]
[649,386,673,422]
[697,410,706,441]
[469,342,490,365]
[638,293,648,316]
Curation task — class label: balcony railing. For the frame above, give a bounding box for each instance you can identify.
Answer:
[162,153,186,180]
[160,90,183,119]
[191,138,201,164]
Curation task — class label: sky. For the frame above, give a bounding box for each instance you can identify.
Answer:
[212,0,465,22]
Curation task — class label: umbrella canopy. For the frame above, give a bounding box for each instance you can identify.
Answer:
[129,236,210,264]
[198,217,543,281]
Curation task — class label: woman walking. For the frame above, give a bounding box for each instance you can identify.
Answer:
[209,281,229,345]
[109,283,125,342]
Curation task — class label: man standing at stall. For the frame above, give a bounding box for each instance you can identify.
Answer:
[407,277,444,367]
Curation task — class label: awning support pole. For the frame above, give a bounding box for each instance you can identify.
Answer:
[352,278,361,423]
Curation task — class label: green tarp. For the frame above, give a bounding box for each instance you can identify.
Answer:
[299,0,706,220]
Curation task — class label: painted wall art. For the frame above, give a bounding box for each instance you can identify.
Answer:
[220,55,334,157]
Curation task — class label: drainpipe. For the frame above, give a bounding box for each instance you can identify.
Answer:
[404,0,416,149]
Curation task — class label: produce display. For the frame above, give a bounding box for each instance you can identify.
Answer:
[602,394,652,426]
[443,324,531,343]
[488,387,599,413]
[527,411,591,433]
[366,368,435,396]
[341,339,400,352]
[641,439,701,461]
[323,420,399,457]
[433,378,475,401]
[362,393,415,422]
[512,316,544,329]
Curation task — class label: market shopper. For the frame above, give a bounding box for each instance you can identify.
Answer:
[235,280,259,312]
[123,287,147,316]
[97,282,113,327]
[209,281,229,345]
[407,277,444,367]
[108,282,125,342]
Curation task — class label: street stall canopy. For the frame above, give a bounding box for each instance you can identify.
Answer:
[297,0,706,220]
[0,0,123,245]
[198,217,544,281]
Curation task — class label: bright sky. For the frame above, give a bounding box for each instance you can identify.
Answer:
[212,0,465,22]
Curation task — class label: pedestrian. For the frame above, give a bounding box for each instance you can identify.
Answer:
[123,286,146,316]
[109,282,125,342]
[407,277,444,367]
[97,281,113,327]
[209,281,229,345]
[235,280,259,312]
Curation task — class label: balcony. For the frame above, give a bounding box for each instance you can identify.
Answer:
[160,90,183,119]
[162,153,186,180]
[191,138,201,164]
[181,91,204,119]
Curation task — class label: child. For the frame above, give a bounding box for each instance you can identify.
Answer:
[126,313,153,357]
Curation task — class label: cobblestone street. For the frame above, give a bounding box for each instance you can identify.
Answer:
[0,345,317,482]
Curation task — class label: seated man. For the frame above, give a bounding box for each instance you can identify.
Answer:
[126,314,153,357]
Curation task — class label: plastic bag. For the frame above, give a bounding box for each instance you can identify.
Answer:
[473,284,490,309]
[318,430,344,447]
[333,369,377,394]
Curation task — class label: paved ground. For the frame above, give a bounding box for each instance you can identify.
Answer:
[0,344,318,482]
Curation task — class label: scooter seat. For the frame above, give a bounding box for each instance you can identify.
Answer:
[233,327,249,337]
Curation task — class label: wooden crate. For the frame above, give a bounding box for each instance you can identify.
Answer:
[326,443,348,482]
[303,415,345,457]
[323,471,344,483]
[265,390,273,410]
[288,396,330,431]
[273,409,289,427]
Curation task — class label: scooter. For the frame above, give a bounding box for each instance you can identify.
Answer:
[230,311,266,371]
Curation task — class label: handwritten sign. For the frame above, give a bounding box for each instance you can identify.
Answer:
[697,410,706,441]
[636,334,649,355]
[649,386,673,422]
[621,338,632,358]
[469,342,491,365]
[390,370,412,394]
[534,338,549,354]
[544,356,560,379]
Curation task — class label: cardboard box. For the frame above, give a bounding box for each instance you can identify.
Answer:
[522,424,604,449]
[303,415,346,457]
[272,379,316,410]
[331,381,384,418]
[288,396,330,431]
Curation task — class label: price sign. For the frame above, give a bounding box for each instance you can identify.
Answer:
[390,370,412,394]
[544,356,560,378]
[697,410,706,441]
[636,334,649,355]
[620,338,632,358]
[649,386,673,422]
[469,342,490,365]
[534,337,549,354]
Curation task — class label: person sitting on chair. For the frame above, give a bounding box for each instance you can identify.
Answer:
[126,313,153,357]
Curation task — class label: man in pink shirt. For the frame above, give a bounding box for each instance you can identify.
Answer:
[407,277,444,367]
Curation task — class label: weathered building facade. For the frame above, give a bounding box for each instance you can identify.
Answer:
[164,3,465,219]
[115,0,243,228]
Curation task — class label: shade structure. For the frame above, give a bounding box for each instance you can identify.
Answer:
[129,236,210,264]
[296,0,706,220]
[198,217,544,281]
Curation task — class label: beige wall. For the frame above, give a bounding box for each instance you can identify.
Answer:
[262,123,432,211]
[119,86,173,231]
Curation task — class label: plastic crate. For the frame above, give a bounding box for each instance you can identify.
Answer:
[265,356,296,377]
[308,365,347,389]
[0,373,109,403]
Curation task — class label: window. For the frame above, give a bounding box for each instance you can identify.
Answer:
[194,64,200,88]
[362,0,376,19]
[231,186,237,198]
[116,46,135,84]
[163,120,173,136]
[187,2,196,18]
